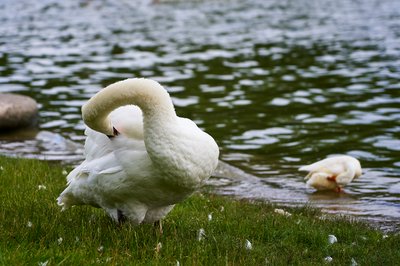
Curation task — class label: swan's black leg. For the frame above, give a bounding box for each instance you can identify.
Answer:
[117,209,126,224]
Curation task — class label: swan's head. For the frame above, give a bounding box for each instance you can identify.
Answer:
[81,78,176,136]
[306,172,338,191]
[82,101,114,136]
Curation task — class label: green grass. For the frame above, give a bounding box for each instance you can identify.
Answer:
[0,156,399,265]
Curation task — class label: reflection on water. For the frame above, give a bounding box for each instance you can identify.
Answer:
[0,0,399,230]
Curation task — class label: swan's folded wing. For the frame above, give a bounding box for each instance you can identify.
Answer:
[111,135,153,178]
[84,105,144,161]
[66,152,123,183]
[299,160,329,172]
[66,164,90,183]
[84,127,113,161]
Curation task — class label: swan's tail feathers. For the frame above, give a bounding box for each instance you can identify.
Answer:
[298,165,312,172]
[57,192,79,211]
[299,165,313,180]
[303,171,313,180]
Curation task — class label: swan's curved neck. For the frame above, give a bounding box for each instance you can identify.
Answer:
[82,78,176,135]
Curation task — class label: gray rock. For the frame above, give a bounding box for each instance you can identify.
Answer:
[0,93,38,129]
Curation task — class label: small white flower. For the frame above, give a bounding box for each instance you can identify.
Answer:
[220,206,225,212]
[383,234,389,239]
[245,239,252,250]
[38,260,48,266]
[62,169,68,175]
[27,221,33,228]
[97,245,104,253]
[351,258,358,266]
[328,235,337,244]
[0,166,4,171]
[198,228,206,241]
[324,256,333,263]
[75,236,80,243]
[274,208,292,217]
[38,185,47,190]
[176,260,180,266]
[155,242,162,253]
[57,237,63,245]
[208,213,213,221]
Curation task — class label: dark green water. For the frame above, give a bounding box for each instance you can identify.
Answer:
[1,0,399,229]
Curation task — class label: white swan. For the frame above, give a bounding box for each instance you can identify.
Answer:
[298,155,362,192]
[57,78,219,225]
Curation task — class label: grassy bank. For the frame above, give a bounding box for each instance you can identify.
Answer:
[0,156,399,265]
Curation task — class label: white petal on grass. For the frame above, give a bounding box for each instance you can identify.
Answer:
[0,166,4,171]
[57,237,63,245]
[38,261,49,266]
[27,221,33,228]
[62,169,68,175]
[155,242,162,253]
[220,206,224,212]
[328,235,337,244]
[324,256,333,263]
[245,239,252,250]
[38,185,47,190]
[208,213,213,221]
[97,246,104,253]
[351,258,358,266]
[176,261,180,266]
[198,228,206,241]
[383,234,389,239]
[274,208,292,217]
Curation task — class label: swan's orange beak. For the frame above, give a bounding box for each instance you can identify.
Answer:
[327,175,337,182]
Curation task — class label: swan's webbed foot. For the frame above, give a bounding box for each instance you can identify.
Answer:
[154,220,163,235]
[117,209,127,224]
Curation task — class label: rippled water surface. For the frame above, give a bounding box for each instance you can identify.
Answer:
[1,0,399,230]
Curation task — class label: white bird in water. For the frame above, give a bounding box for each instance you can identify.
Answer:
[299,155,362,192]
[57,78,219,225]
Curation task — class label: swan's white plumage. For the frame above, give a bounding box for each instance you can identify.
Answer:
[299,155,362,191]
[57,78,219,224]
